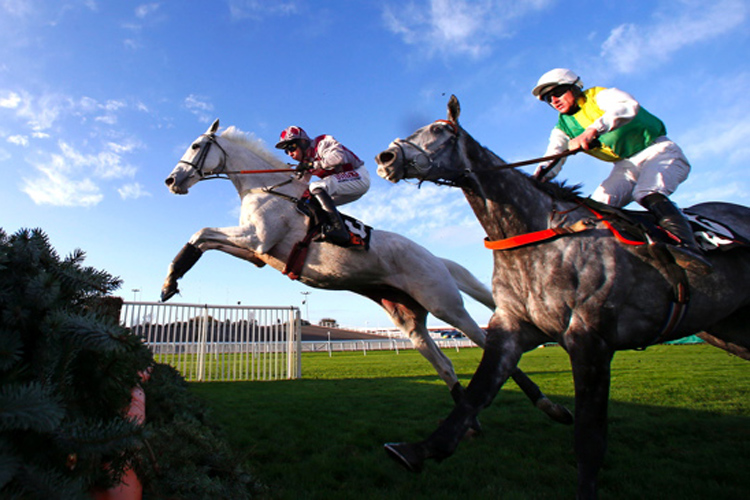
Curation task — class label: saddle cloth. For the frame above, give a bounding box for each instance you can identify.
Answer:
[283,198,373,280]
[582,199,749,252]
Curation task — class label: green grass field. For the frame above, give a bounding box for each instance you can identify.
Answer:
[189,344,749,499]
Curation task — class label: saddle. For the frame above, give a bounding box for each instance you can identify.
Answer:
[282,194,373,280]
[580,198,750,252]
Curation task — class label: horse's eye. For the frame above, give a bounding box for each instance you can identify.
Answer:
[192,143,200,150]
[430,124,449,135]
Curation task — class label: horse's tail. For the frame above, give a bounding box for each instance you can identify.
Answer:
[440,258,495,311]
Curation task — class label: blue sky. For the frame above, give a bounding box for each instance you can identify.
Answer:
[1,0,748,329]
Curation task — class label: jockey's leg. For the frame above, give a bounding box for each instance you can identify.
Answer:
[311,187,350,245]
[640,193,712,274]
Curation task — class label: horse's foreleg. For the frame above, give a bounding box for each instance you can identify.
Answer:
[434,307,573,425]
[161,226,269,302]
[386,320,524,472]
[568,332,614,500]
[161,242,203,302]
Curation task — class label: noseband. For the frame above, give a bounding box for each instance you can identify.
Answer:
[391,120,464,186]
[178,133,229,179]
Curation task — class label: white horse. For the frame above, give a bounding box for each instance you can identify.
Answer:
[162,119,571,423]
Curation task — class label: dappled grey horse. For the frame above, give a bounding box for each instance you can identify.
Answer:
[375,96,750,499]
[162,119,571,423]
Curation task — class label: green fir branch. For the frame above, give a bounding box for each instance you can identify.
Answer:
[0,382,64,432]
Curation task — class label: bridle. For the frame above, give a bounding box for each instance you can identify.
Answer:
[390,120,464,186]
[177,132,302,202]
[178,133,229,180]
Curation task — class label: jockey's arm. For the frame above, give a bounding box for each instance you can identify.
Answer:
[313,135,349,171]
[534,128,569,180]
[591,87,640,135]
[569,88,640,152]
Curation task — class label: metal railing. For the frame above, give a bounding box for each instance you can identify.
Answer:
[301,337,478,356]
[120,301,301,382]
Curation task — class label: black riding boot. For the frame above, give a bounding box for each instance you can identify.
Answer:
[312,188,350,245]
[640,193,712,274]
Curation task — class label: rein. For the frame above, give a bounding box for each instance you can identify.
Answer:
[179,132,301,202]
[397,119,584,185]
[240,179,301,203]
[484,148,582,172]
[225,168,296,174]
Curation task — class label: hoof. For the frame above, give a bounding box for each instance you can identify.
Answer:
[469,416,483,435]
[536,397,574,425]
[160,284,179,303]
[384,442,425,473]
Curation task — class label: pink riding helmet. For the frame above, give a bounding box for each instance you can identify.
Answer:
[275,125,310,149]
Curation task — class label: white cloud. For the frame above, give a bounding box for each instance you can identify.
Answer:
[346,182,482,245]
[184,94,215,123]
[95,114,118,125]
[0,0,34,18]
[135,3,160,19]
[57,141,137,180]
[7,134,28,146]
[118,182,151,200]
[601,0,747,74]
[22,162,103,207]
[11,91,70,131]
[0,91,21,108]
[21,140,138,206]
[382,0,551,59]
[227,0,299,21]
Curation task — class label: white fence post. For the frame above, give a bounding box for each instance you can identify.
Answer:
[120,301,301,382]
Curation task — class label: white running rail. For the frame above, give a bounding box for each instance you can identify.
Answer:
[120,301,301,382]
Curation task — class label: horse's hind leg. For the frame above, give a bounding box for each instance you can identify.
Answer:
[700,305,750,360]
[378,298,484,434]
[431,305,572,424]
[378,298,460,389]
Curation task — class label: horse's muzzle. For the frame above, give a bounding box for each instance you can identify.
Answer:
[375,147,403,183]
[164,175,187,195]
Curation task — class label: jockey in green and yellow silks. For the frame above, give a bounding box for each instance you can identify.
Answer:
[532,68,711,274]
[556,87,666,163]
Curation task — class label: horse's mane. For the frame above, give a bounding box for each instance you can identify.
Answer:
[531,175,584,202]
[465,126,584,202]
[220,126,288,169]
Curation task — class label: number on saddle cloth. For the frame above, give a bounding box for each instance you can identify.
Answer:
[295,195,372,249]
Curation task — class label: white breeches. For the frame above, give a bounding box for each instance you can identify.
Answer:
[591,137,691,208]
[310,166,371,206]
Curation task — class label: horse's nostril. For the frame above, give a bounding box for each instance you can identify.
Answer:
[377,150,395,165]
[165,177,174,187]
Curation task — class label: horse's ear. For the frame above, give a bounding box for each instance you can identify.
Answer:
[207,118,220,134]
[447,95,460,124]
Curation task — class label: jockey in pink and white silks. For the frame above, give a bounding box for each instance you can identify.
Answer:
[276,125,370,245]
[532,68,711,274]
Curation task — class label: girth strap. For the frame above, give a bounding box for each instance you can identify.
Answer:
[484,219,595,250]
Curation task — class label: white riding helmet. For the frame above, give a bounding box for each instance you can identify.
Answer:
[532,68,584,100]
[275,125,310,149]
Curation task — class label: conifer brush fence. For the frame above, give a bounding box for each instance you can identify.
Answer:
[120,302,302,382]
